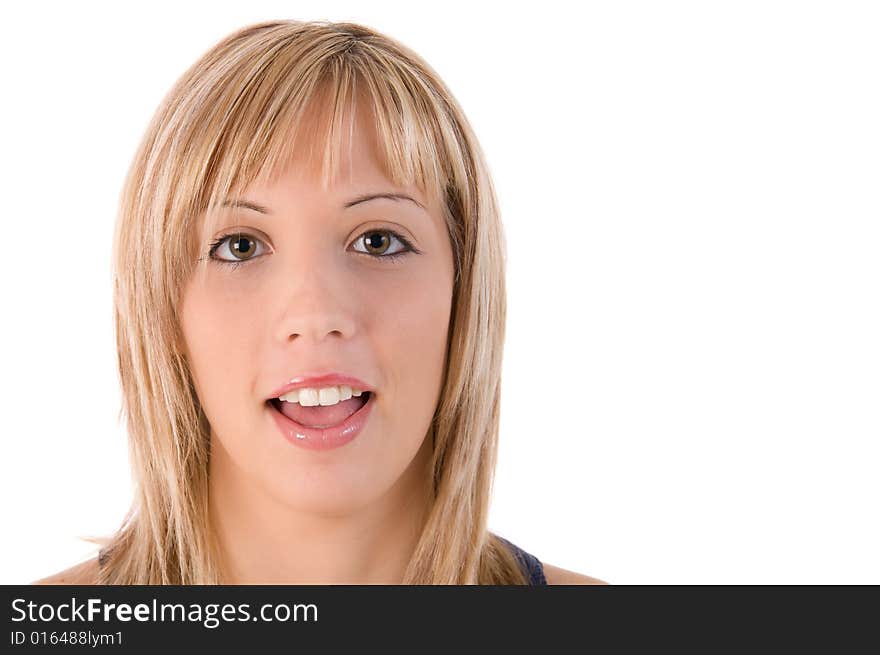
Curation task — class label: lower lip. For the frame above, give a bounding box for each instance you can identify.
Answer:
[268,393,375,451]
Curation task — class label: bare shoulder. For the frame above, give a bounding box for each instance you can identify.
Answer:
[32,557,100,585]
[542,562,609,585]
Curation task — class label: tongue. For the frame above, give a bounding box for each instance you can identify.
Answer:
[278,395,366,428]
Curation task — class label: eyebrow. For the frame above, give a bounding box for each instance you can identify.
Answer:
[219,192,425,214]
[219,200,271,213]
[344,192,426,210]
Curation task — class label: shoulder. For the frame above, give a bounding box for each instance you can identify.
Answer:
[541,562,608,585]
[32,557,100,585]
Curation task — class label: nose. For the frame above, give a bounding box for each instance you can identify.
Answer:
[274,254,358,345]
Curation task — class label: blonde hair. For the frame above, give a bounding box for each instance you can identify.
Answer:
[100,19,525,584]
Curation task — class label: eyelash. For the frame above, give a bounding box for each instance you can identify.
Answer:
[206,228,419,270]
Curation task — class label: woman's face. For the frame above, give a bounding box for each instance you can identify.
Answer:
[179,108,455,517]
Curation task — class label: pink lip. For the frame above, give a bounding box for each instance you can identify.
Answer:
[268,392,375,451]
[268,373,375,400]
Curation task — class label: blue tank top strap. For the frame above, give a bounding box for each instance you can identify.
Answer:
[496,535,547,585]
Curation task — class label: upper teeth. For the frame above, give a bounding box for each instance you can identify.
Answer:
[278,385,364,407]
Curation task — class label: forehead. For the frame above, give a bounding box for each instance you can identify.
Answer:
[228,95,431,211]
[263,110,395,191]
[192,78,449,255]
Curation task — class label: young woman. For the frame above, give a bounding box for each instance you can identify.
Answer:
[36,19,605,585]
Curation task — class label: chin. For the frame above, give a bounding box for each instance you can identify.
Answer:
[268,474,386,518]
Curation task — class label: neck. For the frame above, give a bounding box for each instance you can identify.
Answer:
[207,437,433,585]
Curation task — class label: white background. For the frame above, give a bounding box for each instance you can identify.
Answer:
[1,1,877,584]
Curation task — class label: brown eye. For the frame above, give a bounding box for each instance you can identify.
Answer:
[362,231,392,255]
[209,232,266,265]
[229,234,257,259]
[352,229,413,259]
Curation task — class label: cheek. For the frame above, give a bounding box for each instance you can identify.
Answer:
[396,288,450,366]
[374,267,453,426]
[179,284,259,421]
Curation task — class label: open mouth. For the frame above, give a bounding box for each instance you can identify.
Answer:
[268,391,372,429]
[267,389,376,451]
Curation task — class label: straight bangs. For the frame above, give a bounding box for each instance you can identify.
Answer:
[165,23,467,291]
